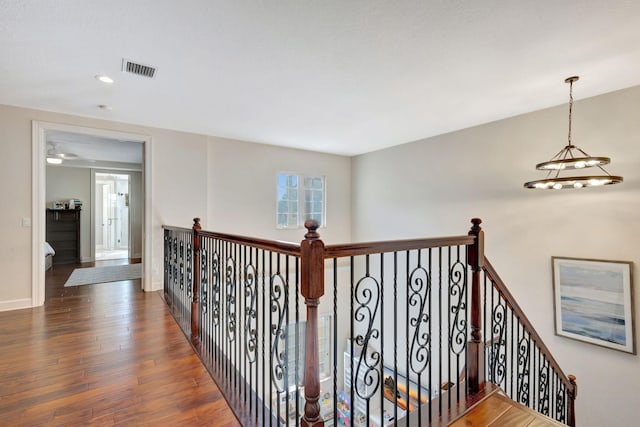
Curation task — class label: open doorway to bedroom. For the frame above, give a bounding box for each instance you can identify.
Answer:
[34,121,152,307]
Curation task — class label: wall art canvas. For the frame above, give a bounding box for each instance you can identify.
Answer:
[552,257,635,354]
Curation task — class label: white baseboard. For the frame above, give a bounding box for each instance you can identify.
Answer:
[0,298,32,312]
[81,256,93,263]
[131,252,142,258]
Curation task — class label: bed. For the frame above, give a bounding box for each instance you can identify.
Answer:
[45,242,55,270]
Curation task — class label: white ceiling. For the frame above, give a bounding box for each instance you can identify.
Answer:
[1,1,639,156]
[46,131,143,164]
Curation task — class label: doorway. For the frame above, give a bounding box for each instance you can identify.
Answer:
[33,121,153,307]
[95,172,130,260]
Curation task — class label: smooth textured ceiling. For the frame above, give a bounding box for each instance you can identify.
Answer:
[1,1,639,156]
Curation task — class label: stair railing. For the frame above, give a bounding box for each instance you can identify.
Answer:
[482,259,577,425]
[162,217,576,427]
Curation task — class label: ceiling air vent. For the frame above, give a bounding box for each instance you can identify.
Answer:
[122,59,157,79]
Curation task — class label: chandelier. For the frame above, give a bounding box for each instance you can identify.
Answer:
[524,76,623,190]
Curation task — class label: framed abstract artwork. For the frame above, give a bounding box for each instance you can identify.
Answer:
[552,257,635,354]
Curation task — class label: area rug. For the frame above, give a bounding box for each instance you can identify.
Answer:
[64,264,142,287]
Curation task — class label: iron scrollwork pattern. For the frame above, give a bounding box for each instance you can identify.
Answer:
[408,266,431,375]
[488,302,507,385]
[179,240,185,291]
[538,363,550,415]
[163,233,169,285]
[270,273,288,393]
[517,335,530,405]
[225,255,237,343]
[555,383,566,423]
[186,241,193,298]
[172,237,178,293]
[245,264,258,364]
[449,259,467,356]
[354,275,381,400]
[201,248,208,314]
[211,250,221,326]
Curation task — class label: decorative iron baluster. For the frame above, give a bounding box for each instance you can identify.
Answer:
[212,249,221,326]
[225,254,237,343]
[538,360,550,415]
[163,234,171,295]
[172,237,178,295]
[449,258,467,356]
[245,263,258,364]
[201,248,208,314]
[179,240,185,291]
[489,299,507,385]
[409,264,431,375]
[353,273,382,401]
[270,272,288,393]
[556,379,566,423]
[186,240,193,297]
[517,327,530,405]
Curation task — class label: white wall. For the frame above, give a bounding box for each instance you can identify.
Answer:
[351,85,640,427]
[0,106,32,305]
[207,136,352,245]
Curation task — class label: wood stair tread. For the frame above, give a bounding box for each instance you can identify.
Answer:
[449,388,566,427]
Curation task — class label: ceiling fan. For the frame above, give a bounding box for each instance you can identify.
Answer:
[46,142,80,164]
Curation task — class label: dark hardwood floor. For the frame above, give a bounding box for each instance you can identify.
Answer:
[0,259,240,426]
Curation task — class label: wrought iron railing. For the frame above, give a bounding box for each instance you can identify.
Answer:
[163,218,577,427]
[164,225,194,336]
[482,260,577,425]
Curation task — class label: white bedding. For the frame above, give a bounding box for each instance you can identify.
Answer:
[44,242,56,256]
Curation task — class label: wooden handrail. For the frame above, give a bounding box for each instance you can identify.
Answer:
[198,229,301,256]
[167,225,474,259]
[482,258,576,391]
[162,224,193,233]
[324,235,474,258]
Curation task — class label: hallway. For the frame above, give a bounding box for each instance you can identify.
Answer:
[0,260,240,426]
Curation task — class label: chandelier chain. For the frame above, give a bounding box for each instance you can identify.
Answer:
[567,78,574,147]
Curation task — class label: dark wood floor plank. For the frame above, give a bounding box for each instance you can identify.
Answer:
[0,259,240,426]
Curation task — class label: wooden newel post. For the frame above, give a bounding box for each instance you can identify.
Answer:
[191,217,202,347]
[567,374,577,427]
[467,218,485,393]
[300,220,325,427]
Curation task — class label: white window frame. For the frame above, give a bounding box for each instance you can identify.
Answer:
[276,173,326,229]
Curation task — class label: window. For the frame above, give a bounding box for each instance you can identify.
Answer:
[276,173,325,228]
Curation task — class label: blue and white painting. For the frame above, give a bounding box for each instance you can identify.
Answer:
[554,258,634,353]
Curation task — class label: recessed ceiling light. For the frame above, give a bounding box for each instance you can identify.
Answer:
[46,157,63,165]
[95,74,114,84]
[98,104,113,111]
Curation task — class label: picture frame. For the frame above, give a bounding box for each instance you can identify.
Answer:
[552,256,635,354]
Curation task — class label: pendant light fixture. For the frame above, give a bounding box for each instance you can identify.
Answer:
[524,76,623,190]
